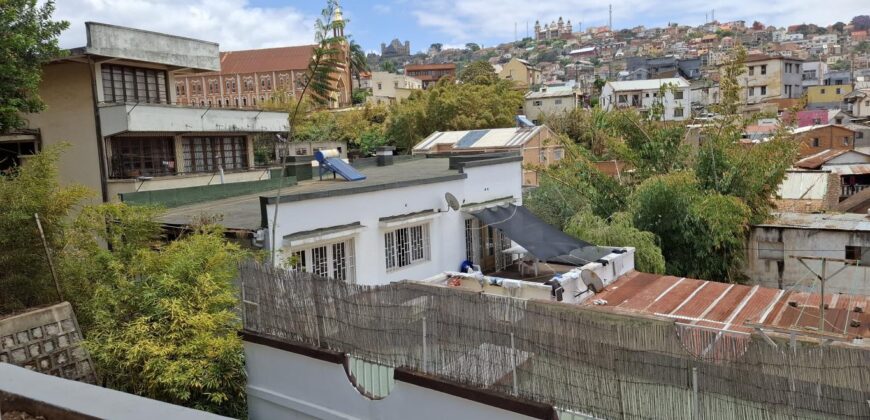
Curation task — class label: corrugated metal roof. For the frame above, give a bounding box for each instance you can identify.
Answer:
[795,149,851,169]
[822,164,870,175]
[606,77,690,91]
[582,271,869,338]
[756,212,870,232]
[413,126,544,151]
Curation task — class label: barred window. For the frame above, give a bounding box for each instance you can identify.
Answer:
[181,137,248,173]
[110,137,175,178]
[385,224,430,272]
[289,239,355,283]
[101,64,167,104]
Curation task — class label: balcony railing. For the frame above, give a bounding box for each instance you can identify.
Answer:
[842,184,869,198]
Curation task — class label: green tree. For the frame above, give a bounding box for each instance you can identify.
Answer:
[430,43,443,53]
[630,172,750,281]
[380,60,397,73]
[348,39,369,90]
[458,60,498,85]
[565,211,665,274]
[465,42,481,52]
[81,220,248,417]
[0,144,90,313]
[386,77,523,151]
[0,0,69,132]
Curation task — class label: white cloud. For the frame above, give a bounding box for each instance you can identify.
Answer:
[49,0,317,51]
[410,0,866,44]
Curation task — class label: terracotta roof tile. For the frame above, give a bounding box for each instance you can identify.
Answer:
[214,45,315,74]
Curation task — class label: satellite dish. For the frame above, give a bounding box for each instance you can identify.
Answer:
[444,192,460,211]
[580,270,605,293]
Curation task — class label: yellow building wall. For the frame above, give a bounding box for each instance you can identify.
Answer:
[807,85,852,105]
[24,61,103,200]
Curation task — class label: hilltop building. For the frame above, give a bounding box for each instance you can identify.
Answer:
[534,17,573,40]
[381,38,411,58]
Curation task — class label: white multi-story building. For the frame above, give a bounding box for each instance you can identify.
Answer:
[160,151,524,285]
[599,77,691,121]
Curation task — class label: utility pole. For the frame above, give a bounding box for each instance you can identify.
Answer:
[791,255,855,333]
[609,4,613,31]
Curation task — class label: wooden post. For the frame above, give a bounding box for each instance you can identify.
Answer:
[692,366,700,420]
[422,315,428,373]
[510,332,518,396]
[819,258,826,333]
[34,213,62,302]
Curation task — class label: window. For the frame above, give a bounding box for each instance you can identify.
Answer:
[554,148,564,161]
[554,99,562,105]
[748,66,754,76]
[836,88,842,94]
[110,137,175,178]
[843,137,850,146]
[539,148,547,164]
[533,100,543,106]
[101,64,168,103]
[181,137,248,173]
[295,148,308,155]
[845,246,870,265]
[785,63,792,73]
[176,83,186,96]
[760,86,767,95]
[674,107,684,117]
[811,138,820,147]
[835,118,843,124]
[385,224,430,271]
[465,219,479,264]
[760,65,767,75]
[377,82,382,90]
[674,90,684,100]
[290,239,356,283]
[617,94,627,103]
[820,88,826,94]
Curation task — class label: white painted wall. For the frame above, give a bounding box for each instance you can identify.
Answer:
[264,160,523,285]
[99,103,290,136]
[244,342,539,420]
[599,85,691,121]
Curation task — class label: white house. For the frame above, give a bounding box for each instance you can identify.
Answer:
[599,77,691,121]
[160,152,524,285]
[523,87,581,122]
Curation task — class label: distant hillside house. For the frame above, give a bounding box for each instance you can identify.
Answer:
[368,72,423,105]
[412,125,563,186]
[599,77,691,121]
[404,63,456,89]
[498,58,541,89]
[524,88,581,123]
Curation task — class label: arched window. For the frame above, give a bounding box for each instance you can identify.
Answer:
[242,97,247,107]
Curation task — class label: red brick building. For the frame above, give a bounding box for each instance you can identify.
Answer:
[175,7,352,109]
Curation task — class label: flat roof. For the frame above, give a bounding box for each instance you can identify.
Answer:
[159,156,517,231]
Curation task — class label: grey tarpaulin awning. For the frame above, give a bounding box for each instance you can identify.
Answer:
[470,204,613,265]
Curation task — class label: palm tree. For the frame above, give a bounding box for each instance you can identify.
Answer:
[271,0,346,263]
[349,39,369,89]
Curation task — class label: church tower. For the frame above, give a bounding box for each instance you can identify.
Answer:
[329,2,351,108]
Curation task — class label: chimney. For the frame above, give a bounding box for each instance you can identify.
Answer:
[376,146,395,166]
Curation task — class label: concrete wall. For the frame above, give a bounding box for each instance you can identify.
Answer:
[108,168,272,199]
[740,59,803,104]
[99,103,290,136]
[600,85,691,121]
[807,85,852,108]
[0,363,229,420]
[24,61,103,198]
[84,22,219,71]
[746,226,870,295]
[264,160,523,286]
[0,303,95,384]
[523,94,577,122]
[244,342,539,420]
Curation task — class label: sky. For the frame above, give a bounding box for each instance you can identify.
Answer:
[50,0,867,54]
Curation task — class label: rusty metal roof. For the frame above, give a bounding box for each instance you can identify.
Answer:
[581,271,869,339]
[795,149,853,169]
[210,45,315,74]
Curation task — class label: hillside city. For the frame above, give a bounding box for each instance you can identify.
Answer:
[1,1,869,420]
